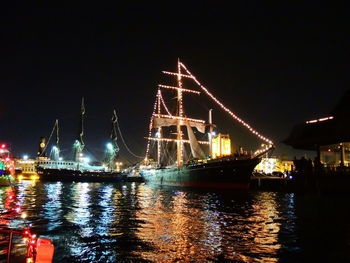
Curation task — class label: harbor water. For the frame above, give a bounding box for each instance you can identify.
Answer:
[2,181,350,262]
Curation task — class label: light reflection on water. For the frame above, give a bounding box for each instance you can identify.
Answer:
[3,181,349,262]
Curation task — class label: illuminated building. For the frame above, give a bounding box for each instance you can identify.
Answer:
[211,133,231,158]
[284,88,350,168]
[255,157,293,174]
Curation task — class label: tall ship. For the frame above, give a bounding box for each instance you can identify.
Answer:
[140,60,274,189]
[34,99,125,182]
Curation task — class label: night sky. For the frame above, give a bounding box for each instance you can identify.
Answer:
[1,3,349,164]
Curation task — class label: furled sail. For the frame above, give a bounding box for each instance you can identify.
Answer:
[153,116,206,133]
[185,121,205,159]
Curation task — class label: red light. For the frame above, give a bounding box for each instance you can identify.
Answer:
[5,157,10,162]
[1,144,6,149]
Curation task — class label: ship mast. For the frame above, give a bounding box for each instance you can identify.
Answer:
[208,109,213,155]
[176,59,183,167]
[146,60,209,167]
[52,119,60,161]
[157,90,162,165]
[73,98,85,163]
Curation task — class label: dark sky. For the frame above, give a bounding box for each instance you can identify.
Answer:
[1,2,349,163]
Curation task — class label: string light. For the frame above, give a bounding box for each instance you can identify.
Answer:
[162,71,193,79]
[157,90,162,164]
[179,62,274,146]
[146,137,210,145]
[158,90,172,116]
[306,116,333,124]
[158,84,200,94]
[145,61,274,162]
[177,61,184,166]
[153,114,205,124]
[145,91,160,160]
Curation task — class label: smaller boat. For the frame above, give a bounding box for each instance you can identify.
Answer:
[35,103,125,183]
[36,166,124,183]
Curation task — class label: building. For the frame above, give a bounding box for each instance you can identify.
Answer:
[255,157,293,174]
[284,89,350,168]
[211,133,231,158]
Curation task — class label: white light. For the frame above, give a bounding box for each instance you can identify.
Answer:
[84,157,90,163]
[59,157,63,161]
[211,131,216,136]
[107,143,113,150]
[23,155,28,160]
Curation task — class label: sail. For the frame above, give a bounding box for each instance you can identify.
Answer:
[185,121,205,159]
[153,117,206,133]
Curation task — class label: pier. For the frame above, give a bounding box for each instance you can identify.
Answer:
[250,176,293,191]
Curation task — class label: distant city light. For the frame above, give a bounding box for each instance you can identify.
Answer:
[23,155,28,160]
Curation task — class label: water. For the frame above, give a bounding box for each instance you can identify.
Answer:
[1,181,350,262]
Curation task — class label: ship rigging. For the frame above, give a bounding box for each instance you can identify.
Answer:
[141,60,274,189]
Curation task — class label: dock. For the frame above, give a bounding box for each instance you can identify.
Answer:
[250,176,294,191]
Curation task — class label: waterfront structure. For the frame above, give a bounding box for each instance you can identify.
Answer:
[211,133,232,158]
[140,60,274,189]
[284,89,350,168]
[14,158,39,180]
[254,157,293,174]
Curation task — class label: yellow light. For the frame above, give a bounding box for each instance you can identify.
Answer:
[211,134,231,158]
[30,175,39,180]
[18,175,23,180]
[21,212,28,219]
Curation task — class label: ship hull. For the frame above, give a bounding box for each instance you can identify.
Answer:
[36,167,125,183]
[141,157,261,189]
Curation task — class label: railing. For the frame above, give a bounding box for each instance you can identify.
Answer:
[0,226,54,263]
[0,226,35,263]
